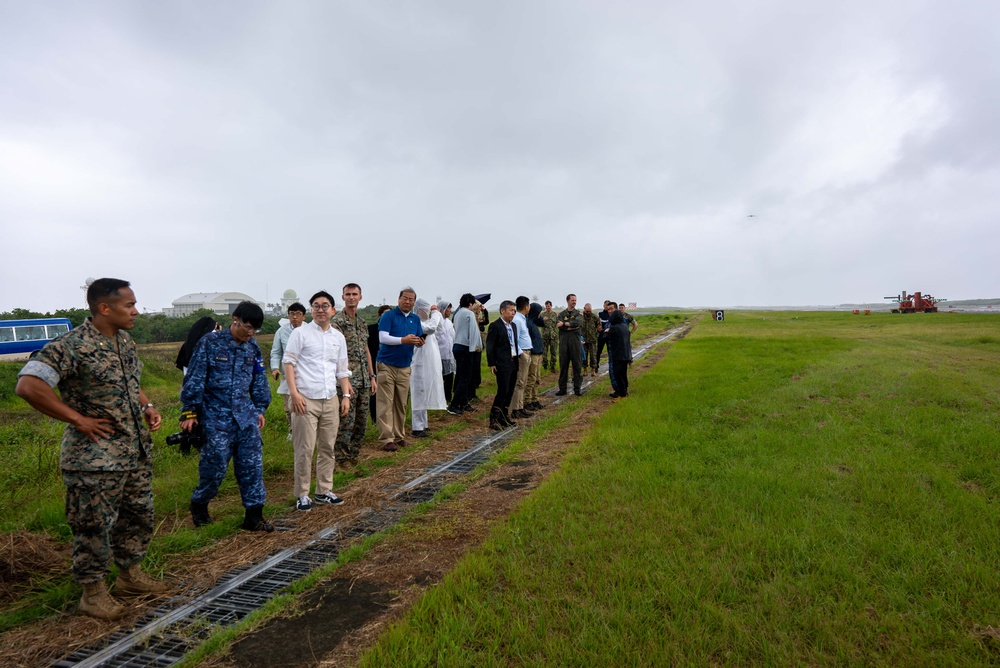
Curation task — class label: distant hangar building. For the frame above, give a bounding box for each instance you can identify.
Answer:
[163,292,263,318]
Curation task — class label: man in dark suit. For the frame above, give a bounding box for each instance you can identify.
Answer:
[485,300,520,430]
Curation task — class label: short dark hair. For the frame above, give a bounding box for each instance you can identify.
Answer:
[608,301,618,308]
[233,301,264,328]
[288,302,306,314]
[342,283,362,293]
[86,278,131,314]
[459,293,477,308]
[515,296,530,310]
[399,286,416,298]
[566,293,576,302]
[499,300,515,312]
[545,300,552,306]
[309,291,335,308]
[377,304,392,316]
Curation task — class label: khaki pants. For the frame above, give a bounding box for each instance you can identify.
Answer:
[376,362,411,444]
[281,394,292,431]
[290,396,340,498]
[526,352,543,403]
[511,351,532,410]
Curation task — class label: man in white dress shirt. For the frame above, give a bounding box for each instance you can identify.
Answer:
[283,290,352,511]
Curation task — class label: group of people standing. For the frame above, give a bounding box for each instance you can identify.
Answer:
[13,277,638,620]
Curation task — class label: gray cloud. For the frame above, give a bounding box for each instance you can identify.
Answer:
[2,0,998,313]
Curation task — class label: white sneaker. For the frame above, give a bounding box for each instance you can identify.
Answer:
[296,496,312,511]
[313,492,343,505]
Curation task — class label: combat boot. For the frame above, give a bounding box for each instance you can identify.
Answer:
[79,581,126,620]
[500,408,517,429]
[113,564,169,597]
[242,505,275,532]
[489,407,503,431]
[190,501,212,527]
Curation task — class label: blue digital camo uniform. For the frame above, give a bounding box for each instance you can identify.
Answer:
[181,328,271,508]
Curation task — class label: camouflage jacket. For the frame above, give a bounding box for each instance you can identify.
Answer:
[18,318,152,471]
[557,308,583,335]
[539,310,560,340]
[181,328,271,429]
[581,311,601,343]
[331,310,371,389]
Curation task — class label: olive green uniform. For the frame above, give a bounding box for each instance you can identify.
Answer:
[582,311,601,372]
[557,308,584,393]
[539,310,559,370]
[331,311,371,462]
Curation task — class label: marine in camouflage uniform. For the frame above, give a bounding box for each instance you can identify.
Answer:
[331,306,373,464]
[539,303,559,370]
[581,305,601,374]
[557,295,585,395]
[181,305,272,530]
[15,279,167,619]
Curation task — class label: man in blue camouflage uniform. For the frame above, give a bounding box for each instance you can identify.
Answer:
[15,278,169,620]
[180,301,274,532]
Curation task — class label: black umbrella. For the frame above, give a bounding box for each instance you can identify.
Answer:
[474,293,491,304]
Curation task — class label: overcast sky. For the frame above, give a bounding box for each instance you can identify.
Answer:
[2,1,997,313]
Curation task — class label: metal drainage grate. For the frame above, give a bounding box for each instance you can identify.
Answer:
[54,326,685,666]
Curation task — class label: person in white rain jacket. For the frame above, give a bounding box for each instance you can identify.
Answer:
[410,298,447,437]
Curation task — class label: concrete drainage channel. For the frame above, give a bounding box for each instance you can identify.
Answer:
[55,326,685,667]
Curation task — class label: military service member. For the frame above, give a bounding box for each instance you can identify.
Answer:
[330,283,376,468]
[539,300,559,370]
[181,301,274,533]
[16,278,169,620]
[581,302,601,375]
[556,293,585,396]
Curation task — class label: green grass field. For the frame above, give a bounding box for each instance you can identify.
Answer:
[360,311,1000,666]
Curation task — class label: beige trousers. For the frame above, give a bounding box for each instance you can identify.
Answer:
[376,362,411,444]
[526,352,543,403]
[290,396,340,498]
[511,351,532,410]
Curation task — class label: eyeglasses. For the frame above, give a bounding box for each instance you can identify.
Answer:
[312,303,333,311]
[236,320,257,332]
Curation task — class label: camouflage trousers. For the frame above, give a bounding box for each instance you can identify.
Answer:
[63,467,154,585]
[192,418,266,508]
[336,383,371,462]
[584,340,598,370]
[542,336,558,369]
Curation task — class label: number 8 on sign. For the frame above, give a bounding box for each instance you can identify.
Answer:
[715,310,725,321]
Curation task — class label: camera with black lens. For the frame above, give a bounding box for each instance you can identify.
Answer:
[166,410,202,455]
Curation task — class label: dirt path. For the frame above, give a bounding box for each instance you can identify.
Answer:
[0,333,677,668]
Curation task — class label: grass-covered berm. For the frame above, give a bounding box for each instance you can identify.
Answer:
[360,311,1000,666]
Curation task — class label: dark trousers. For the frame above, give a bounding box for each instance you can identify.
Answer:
[596,337,607,369]
[471,350,483,398]
[443,372,454,403]
[558,332,583,392]
[492,359,518,410]
[612,359,629,396]
[451,344,474,409]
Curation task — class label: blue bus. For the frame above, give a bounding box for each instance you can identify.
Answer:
[0,318,73,356]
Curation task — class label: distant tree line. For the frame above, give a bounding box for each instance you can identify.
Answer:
[1,304,385,345]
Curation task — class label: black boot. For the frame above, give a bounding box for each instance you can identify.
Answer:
[489,407,503,431]
[190,501,212,527]
[500,408,516,428]
[242,505,274,533]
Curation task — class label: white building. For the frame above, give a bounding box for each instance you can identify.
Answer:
[163,292,264,318]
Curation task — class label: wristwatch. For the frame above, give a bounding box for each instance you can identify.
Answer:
[141,403,154,413]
